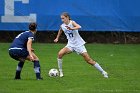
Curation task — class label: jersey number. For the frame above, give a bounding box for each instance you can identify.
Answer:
[68,33,73,38]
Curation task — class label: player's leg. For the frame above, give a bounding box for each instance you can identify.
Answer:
[26,52,42,80]
[57,47,72,77]
[76,45,108,78]
[15,49,29,79]
[81,52,108,78]
[14,61,25,79]
[9,49,25,79]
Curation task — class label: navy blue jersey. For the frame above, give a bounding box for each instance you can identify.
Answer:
[10,31,34,49]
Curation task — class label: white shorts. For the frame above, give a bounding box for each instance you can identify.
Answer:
[65,45,87,55]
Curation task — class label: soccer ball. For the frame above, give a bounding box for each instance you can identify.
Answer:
[48,68,59,77]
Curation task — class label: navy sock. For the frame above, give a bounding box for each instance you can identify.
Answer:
[33,61,41,79]
[15,61,24,79]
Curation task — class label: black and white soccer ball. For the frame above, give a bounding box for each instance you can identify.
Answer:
[48,68,59,77]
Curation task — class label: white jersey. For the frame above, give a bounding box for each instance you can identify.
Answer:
[61,20,86,47]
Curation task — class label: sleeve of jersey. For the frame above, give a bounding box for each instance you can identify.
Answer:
[28,33,34,41]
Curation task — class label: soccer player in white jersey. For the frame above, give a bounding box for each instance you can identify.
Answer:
[54,12,108,78]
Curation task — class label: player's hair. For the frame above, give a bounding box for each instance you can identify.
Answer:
[61,12,71,20]
[29,22,37,31]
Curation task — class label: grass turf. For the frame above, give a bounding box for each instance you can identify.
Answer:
[0,43,140,93]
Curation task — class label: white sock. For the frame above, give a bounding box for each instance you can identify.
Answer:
[57,58,63,72]
[94,63,104,73]
[16,66,22,71]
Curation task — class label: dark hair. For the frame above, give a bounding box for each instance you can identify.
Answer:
[61,12,71,20]
[29,23,37,30]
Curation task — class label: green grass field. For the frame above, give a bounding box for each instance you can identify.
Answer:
[0,43,140,93]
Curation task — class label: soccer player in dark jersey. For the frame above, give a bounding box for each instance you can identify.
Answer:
[9,23,43,80]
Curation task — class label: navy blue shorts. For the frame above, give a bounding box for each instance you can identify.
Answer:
[9,48,29,61]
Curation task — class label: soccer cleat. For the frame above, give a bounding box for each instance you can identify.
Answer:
[102,71,108,78]
[37,77,43,80]
[14,71,21,80]
[14,77,21,80]
[59,72,64,77]
[14,76,21,80]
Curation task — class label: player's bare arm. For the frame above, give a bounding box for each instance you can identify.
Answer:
[66,21,81,30]
[27,39,34,61]
[54,28,63,43]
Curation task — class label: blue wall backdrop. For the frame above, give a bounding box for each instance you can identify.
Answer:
[0,0,140,31]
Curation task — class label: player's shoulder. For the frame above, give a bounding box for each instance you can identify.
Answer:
[70,20,75,22]
[26,30,33,34]
[22,30,34,38]
[22,30,30,35]
[70,20,77,26]
[71,20,77,24]
[25,30,31,33]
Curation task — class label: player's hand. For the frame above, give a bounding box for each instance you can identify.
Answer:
[54,38,58,43]
[30,55,34,61]
[65,26,73,30]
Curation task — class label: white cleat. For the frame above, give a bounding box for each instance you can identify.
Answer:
[102,71,108,78]
[59,72,64,77]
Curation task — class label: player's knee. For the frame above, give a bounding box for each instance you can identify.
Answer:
[58,52,64,59]
[32,55,39,61]
[34,58,39,61]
